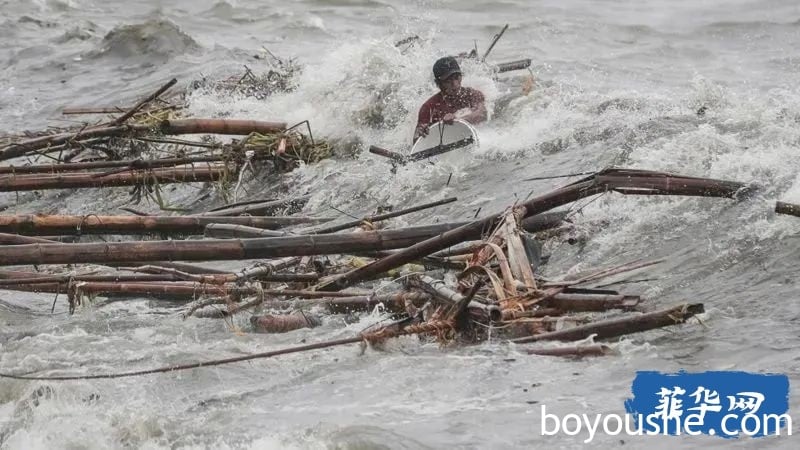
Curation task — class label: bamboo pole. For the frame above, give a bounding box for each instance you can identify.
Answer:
[0,223,473,265]
[0,166,226,192]
[524,344,612,357]
[0,156,227,175]
[542,293,640,312]
[0,233,58,245]
[495,59,532,73]
[511,303,704,343]
[251,313,321,333]
[775,201,800,217]
[481,24,509,62]
[71,281,257,299]
[160,119,286,135]
[0,214,331,235]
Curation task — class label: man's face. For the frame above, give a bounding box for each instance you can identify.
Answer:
[439,73,462,95]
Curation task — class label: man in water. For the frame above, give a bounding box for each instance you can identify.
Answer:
[414,56,488,143]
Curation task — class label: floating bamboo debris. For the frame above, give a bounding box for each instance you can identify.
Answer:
[112,261,231,275]
[199,194,311,217]
[408,274,502,322]
[0,166,226,192]
[160,119,286,136]
[114,78,178,125]
[495,59,532,73]
[481,24,509,62]
[523,344,612,358]
[511,304,704,343]
[0,272,183,286]
[0,223,474,265]
[317,168,749,291]
[67,281,259,305]
[540,293,640,312]
[0,233,57,245]
[0,156,227,175]
[204,224,287,239]
[775,201,800,217]
[0,221,699,380]
[0,214,331,236]
[0,118,288,162]
[208,211,566,241]
[251,313,321,334]
[62,107,128,115]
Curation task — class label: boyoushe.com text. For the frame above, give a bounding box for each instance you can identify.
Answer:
[540,405,792,443]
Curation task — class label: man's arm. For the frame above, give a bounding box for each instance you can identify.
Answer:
[460,89,488,125]
[414,101,432,143]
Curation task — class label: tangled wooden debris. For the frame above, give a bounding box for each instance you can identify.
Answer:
[0,151,752,380]
[0,54,761,380]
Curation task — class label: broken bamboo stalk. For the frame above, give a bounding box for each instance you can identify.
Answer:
[775,201,800,217]
[251,313,321,333]
[524,344,612,357]
[511,303,704,343]
[114,78,177,125]
[62,107,127,115]
[495,59,532,73]
[542,293,640,312]
[0,156,225,175]
[408,275,502,322]
[204,224,287,239]
[481,24,509,62]
[199,194,311,217]
[70,281,258,300]
[317,168,748,291]
[0,273,187,286]
[0,214,330,236]
[113,261,231,275]
[160,119,286,135]
[0,166,226,192]
[233,257,302,281]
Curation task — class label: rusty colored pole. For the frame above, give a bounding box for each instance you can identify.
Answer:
[511,303,704,343]
[0,214,331,235]
[160,119,286,135]
[0,166,226,192]
[0,223,471,265]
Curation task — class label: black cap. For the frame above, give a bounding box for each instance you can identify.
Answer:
[433,56,461,81]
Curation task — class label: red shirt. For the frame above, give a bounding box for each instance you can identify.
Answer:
[416,87,485,129]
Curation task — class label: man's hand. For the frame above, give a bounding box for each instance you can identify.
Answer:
[414,123,430,142]
[442,113,456,124]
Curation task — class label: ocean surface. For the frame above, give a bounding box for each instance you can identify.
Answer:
[1,0,800,448]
